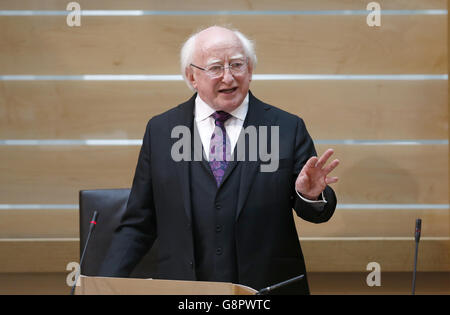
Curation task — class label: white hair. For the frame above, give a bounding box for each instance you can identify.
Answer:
[180,26,257,91]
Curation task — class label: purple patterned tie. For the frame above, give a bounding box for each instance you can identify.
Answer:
[209,111,232,187]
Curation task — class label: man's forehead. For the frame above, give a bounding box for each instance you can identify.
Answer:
[196,41,245,62]
[204,54,245,64]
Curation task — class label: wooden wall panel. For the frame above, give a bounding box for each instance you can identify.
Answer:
[296,209,450,237]
[0,145,447,204]
[0,208,448,238]
[0,210,78,238]
[319,144,448,204]
[0,80,447,140]
[0,238,448,273]
[301,238,450,272]
[0,15,446,74]
[0,146,138,204]
[0,0,446,10]
[308,272,450,295]
[0,239,78,273]
[0,273,71,295]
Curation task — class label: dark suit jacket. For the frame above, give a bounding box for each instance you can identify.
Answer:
[100,91,337,294]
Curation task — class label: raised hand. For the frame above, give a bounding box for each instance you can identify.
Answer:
[295,148,339,200]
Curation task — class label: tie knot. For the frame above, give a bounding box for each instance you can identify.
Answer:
[212,111,231,125]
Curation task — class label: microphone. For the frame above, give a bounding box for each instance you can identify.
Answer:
[70,210,99,295]
[414,218,422,243]
[412,218,421,295]
[256,274,304,295]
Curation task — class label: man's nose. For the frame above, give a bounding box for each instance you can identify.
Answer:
[221,67,234,84]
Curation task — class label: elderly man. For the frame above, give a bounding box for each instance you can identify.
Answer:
[100,26,339,294]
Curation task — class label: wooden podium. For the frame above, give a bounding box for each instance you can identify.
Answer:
[75,275,258,295]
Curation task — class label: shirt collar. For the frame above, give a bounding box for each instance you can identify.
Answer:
[195,93,249,122]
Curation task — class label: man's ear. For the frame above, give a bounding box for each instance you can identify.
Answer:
[247,62,254,83]
[186,68,197,90]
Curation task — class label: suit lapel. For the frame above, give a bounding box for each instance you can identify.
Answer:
[235,91,273,221]
[170,94,196,224]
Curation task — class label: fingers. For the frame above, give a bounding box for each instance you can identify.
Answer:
[304,149,339,178]
[325,176,339,184]
[315,148,334,169]
[304,156,318,170]
[323,159,340,175]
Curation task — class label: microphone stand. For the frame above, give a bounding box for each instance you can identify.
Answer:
[256,274,305,295]
[412,218,421,295]
[70,211,98,295]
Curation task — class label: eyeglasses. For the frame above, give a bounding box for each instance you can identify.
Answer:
[190,58,248,78]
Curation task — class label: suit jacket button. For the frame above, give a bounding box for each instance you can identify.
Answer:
[216,247,223,255]
[189,261,194,268]
[215,203,221,210]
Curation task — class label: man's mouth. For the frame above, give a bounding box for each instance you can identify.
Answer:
[218,87,238,94]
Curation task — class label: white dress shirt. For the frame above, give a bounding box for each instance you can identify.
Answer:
[194,93,248,161]
[193,93,326,204]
